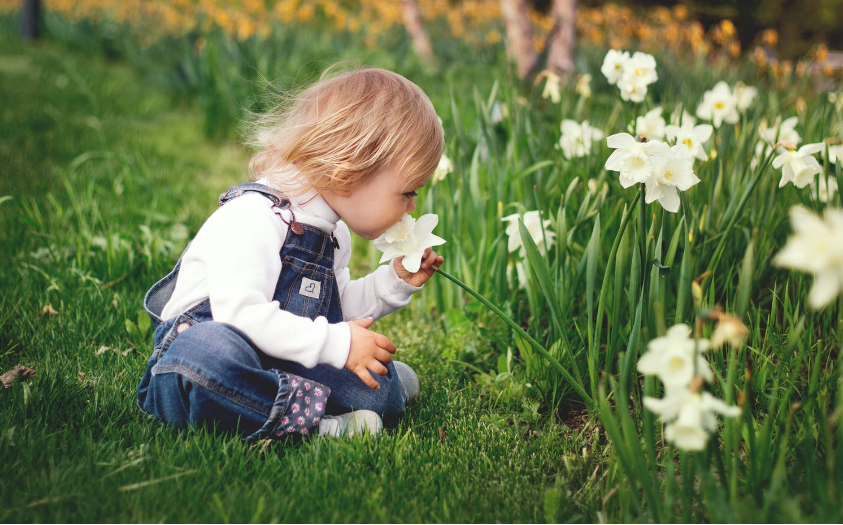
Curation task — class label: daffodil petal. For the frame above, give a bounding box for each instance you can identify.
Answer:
[400,251,424,273]
[414,214,439,235]
[607,132,637,149]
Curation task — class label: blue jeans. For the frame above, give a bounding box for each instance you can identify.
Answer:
[136,183,406,441]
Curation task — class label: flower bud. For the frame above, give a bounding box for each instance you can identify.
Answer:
[692,281,703,303]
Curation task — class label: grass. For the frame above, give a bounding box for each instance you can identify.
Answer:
[0,35,600,523]
[3,7,842,521]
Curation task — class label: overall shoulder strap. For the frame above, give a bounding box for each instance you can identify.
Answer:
[218,183,290,208]
[219,182,312,236]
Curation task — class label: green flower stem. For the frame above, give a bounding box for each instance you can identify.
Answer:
[705,151,774,278]
[436,268,594,407]
[597,191,641,370]
[638,183,649,332]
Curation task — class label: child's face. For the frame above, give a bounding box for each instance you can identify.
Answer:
[323,160,421,240]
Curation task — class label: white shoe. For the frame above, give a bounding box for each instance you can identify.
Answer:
[317,410,383,438]
[393,361,420,403]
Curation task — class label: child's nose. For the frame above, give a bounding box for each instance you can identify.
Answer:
[407,197,416,213]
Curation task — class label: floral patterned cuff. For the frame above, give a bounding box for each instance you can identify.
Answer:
[273,373,330,438]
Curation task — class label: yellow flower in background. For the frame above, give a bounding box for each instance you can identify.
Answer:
[672,4,688,21]
[761,28,779,47]
[815,43,829,62]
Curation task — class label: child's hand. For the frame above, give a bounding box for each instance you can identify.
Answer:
[345,317,396,390]
[394,248,444,287]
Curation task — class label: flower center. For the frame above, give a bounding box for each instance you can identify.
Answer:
[667,355,687,373]
[715,101,725,110]
[629,156,646,170]
[682,138,693,148]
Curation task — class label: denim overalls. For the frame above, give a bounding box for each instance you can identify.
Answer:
[137,183,406,441]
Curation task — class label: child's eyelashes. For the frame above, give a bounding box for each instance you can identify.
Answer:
[403,190,418,198]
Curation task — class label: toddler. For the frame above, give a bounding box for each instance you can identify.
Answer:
[137,67,444,440]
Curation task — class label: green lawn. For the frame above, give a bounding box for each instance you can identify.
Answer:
[0,36,595,523]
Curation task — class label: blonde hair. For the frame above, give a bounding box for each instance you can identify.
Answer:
[247,67,444,197]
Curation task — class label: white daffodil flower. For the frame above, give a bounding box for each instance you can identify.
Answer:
[696,81,739,128]
[637,324,713,390]
[507,260,529,290]
[490,102,507,124]
[618,75,649,103]
[557,119,604,159]
[645,389,741,451]
[669,109,697,127]
[645,145,700,213]
[710,314,748,349]
[625,51,658,86]
[604,133,670,187]
[601,49,631,85]
[733,82,758,113]
[432,154,453,183]
[602,50,657,103]
[541,71,562,103]
[774,206,843,309]
[502,210,555,256]
[665,121,714,161]
[760,116,802,147]
[383,214,415,243]
[812,176,838,203]
[826,143,843,165]
[752,117,803,168]
[374,213,446,273]
[772,143,824,188]
[635,106,666,141]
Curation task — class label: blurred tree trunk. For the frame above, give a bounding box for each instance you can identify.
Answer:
[21,0,40,41]
[401,0,437,70]
[500,0,537,81]
[546,0,577,81]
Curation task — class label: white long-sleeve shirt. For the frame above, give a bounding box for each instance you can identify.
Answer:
[159,180,422,369]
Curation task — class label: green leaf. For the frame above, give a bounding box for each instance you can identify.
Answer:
[736,240,755,320]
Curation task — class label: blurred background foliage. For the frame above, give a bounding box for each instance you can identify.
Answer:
[3,0,839,141]
[3,0,841,60]
[571,0,843,59]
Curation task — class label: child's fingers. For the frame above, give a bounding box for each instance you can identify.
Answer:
[375,333,396,353]
[356,367,381,390]
[375,348,394,364]
[350,317,375,329]
[368,360,389,377]
[420,250,439,270]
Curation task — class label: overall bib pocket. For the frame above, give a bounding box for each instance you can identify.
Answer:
[276,255,335,320]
